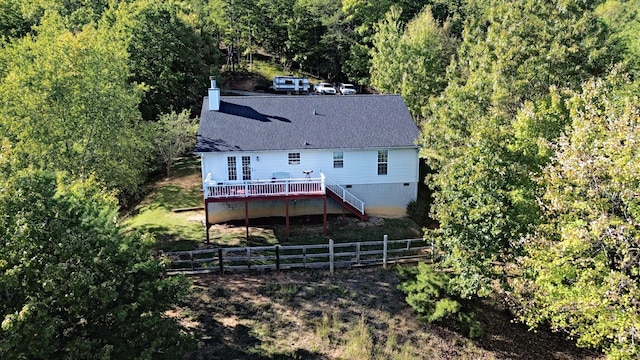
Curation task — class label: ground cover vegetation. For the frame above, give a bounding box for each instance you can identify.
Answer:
[1,0,640,358]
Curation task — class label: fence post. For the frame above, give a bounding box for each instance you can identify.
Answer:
[356,242,361,264]
[275,245,281,273]
[329,239,334,274]
[190,251,194,271]
[303,248,307,267]
[247,247,251,269]
[383,235,388,269]
[218,248,224,274]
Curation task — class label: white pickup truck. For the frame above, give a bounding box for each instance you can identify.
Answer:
[314,83,336,95]
[338,83,357,95]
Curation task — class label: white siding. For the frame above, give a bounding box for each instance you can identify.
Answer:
[199,147,419,186]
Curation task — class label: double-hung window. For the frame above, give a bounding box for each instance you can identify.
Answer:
[288,152,300,165]
[377,150,388,175]
[333,151,343,168]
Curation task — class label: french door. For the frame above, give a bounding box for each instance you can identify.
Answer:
[241,156,252,180]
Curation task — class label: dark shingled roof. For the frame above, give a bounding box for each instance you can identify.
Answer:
[195,95,419,153]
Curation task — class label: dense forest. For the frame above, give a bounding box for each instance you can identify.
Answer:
[1,0,639,358]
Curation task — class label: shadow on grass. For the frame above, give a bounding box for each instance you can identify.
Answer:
[137,225,201,252]
[153,185,202,210]
[469,298,602,359]
[170,156,201,177]
[209,215,422,248]
[184,276,329,360]
[187,317,327,360]
[271,215,421,245]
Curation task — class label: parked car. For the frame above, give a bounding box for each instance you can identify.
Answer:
[338,83,357,95]
[315,83,336,95]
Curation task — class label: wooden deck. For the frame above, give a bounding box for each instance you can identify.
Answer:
[204,177,325,201]
[202,174,368,243]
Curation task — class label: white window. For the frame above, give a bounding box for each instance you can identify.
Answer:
[288,152,300,165]
[333,151,343,168]
[377,150,388,175]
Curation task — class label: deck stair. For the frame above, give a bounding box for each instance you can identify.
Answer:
[324,177,368,221]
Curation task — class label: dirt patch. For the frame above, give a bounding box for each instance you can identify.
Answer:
[178,267,604,360]
[156,172,202,190]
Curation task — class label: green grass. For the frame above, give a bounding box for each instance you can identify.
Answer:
[251,59,287,81]
[126,155,422,252]
[250,59,321,82]
[125,157,205,252]
[274,217,422,246]
[343,316,374,359]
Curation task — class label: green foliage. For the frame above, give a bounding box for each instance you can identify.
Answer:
[342,0,440,84]
[153,109,198,176]
[111,0,217,121]
[0,168,193,359]
[0,0,32,40]
[397,263,458,321]
[420,0,619,298]
[514,73,640,358]
[0,12,152,195]
[371,5,458,118]
[596,0,640,76]
[397,263,482,338]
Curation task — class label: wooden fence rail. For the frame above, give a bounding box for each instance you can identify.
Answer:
[162,235,433,275]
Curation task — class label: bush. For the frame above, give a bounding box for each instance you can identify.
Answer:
[397,263,482,338]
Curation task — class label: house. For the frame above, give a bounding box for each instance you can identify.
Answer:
[196,77,420,242]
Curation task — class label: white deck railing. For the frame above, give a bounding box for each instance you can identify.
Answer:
[204,176,325,199]
[324,177,365,215]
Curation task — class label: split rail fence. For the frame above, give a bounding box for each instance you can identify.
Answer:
[162,235,432,275]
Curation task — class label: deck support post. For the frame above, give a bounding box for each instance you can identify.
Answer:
[244,199,249,243]
[323,196,327,236]
[285,200,290,240]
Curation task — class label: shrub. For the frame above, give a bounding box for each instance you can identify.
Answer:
[397,263,482,338]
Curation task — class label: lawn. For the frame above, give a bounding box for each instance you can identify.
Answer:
[124,155,422,252]
[126,156,604,360]
[124,156,206,252]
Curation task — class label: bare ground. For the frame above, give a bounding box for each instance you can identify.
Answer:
[176,267,604,360]
[155,160,604,359]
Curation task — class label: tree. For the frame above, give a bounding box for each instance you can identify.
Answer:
[514,73,640,358]
[370,6,404,94]
[154,109,198,176]
[596,0,640,76]
[0,12,152,195]
[110,0,215,121]
[371,5,457,118]
[420,0,619,297]
[344,0,460,85]
[0,0,32,40]
[0,168,193,359]
[286,0,347,80]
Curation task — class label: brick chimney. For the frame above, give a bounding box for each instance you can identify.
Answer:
[208,76,220,111]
